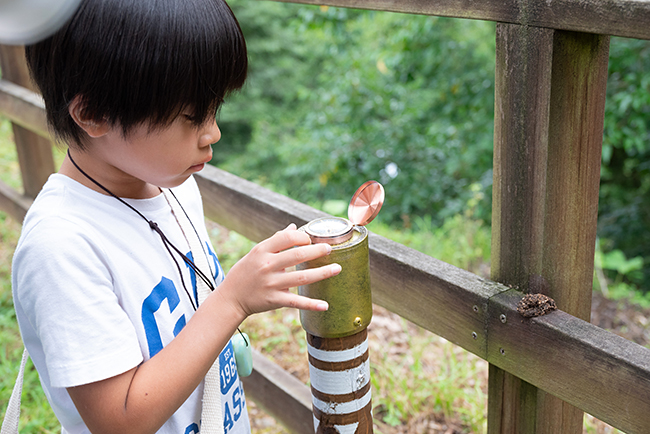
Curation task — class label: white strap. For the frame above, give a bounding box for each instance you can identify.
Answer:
[163,189,224,434]
[1,348,28,434]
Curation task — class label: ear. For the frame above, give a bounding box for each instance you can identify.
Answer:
[68,96,110,138]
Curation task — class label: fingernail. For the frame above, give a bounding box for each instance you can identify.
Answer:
[317,301,329,311]
[285,223,297,230]
[331,263,342,275]
[324,244,332,255]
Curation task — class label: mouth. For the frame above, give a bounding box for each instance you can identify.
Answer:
[190,154,212,172]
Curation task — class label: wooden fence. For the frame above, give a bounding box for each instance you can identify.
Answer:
[1,0,649,433]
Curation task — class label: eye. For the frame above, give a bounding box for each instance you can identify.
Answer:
[181,114,202,128]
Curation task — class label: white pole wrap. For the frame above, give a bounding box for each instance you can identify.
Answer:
[306,329,373,434]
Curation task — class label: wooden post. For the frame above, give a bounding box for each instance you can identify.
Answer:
[306,330,373,434]
[0,45,55,198]
[489,23,609,433]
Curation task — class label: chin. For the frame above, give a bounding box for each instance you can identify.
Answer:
[157,175,192,189]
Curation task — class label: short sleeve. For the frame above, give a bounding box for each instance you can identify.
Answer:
[13,216,143,388]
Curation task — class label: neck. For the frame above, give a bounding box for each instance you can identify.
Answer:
[60,148,159,199]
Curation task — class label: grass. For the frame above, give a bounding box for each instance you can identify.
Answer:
[0,117,629,433]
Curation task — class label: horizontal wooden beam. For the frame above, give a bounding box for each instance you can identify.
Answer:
[241,350,314,434]
[0,79,49,140]
[487,289,650,434]
[195,165,650,434]
[0,178,32,223]
[271,0,650,40]
[196,166,505,358]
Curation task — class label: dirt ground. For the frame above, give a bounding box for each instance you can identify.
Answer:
[590,291,650,347]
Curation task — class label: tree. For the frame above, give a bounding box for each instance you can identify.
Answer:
[221,5,496,225]
[220,3,649,292]
[599,36,650,290]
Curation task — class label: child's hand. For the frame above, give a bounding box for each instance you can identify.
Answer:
[217,223,340,318]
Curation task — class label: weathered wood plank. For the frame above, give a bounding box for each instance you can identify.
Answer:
[487,289,650,434]
[536,31,609,433]
[491,24,554,293]
[0,79,49,139]
[0,45,55,198]
[489,23,556,434]
[0,178,32,223]
[272,0,650,40]
[196,165,325,242]
[543,30,609,319]
[241,350,314,434]
[489,23,609,434]
[196,166,505,358]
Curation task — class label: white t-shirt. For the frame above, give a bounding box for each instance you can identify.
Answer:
[12,174,250,434]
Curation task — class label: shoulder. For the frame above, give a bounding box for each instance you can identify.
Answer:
[18,176,105,255]
[14,175,123,282]
[13,211,112,298]
[21,174,107,233]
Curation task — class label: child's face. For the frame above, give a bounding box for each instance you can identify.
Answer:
[89,113,220,191]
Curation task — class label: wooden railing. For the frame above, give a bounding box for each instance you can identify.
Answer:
[1,1,649,433]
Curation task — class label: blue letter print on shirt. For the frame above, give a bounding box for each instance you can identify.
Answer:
[142,277,187,358]
[184,423,199,434]
[142,244,220,359]
[220,341,245,433]
[184,243,222,305]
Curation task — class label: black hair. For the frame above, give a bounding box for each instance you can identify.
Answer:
[25,0,248,148]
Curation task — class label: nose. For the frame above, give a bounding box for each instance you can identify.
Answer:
[200,119,221,147]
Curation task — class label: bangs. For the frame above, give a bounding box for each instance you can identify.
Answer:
[27,0,248,146]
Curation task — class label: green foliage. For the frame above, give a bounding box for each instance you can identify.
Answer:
[368,183,490,274]
[220,4,650,295]
[0,120,21,190]
[216,0,321,165]
[220,4,495,226]
[600,36,650,291]
[594,241,650,308]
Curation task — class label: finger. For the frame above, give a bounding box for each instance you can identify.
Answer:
[274,292,329,312]
[263,227,312,253]
[282,222,297,231]
[274,262,342,289]
[273,243,332,270]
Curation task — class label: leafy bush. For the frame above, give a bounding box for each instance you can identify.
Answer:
[599,37,650,291]
[220,4,650,293]
[221,4,495,226]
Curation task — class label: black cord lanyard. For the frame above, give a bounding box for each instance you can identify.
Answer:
[67,150,215,311]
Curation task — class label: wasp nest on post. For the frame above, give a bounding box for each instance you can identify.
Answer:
[517,293,558,318]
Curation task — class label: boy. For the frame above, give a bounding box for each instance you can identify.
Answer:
[11,0,340,433]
